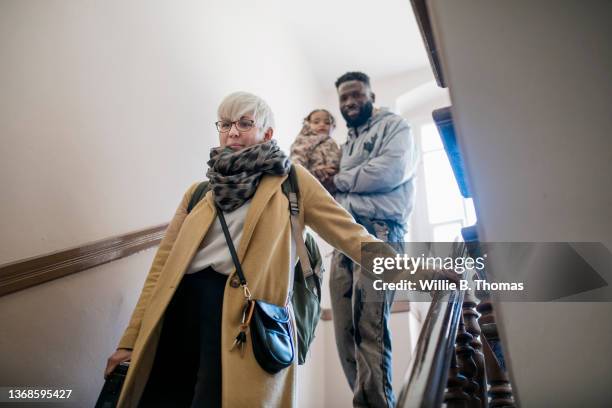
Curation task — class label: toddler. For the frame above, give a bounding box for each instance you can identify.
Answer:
[290,109,341,192]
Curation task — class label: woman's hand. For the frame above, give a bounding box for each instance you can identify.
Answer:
[105,349,132,379]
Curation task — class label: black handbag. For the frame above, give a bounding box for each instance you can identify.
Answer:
[216,205,294,374]
[250,300,294,373]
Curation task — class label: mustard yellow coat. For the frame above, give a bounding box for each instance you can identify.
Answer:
[116,164,378,408]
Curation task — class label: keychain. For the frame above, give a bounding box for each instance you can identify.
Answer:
[231,299,255,357]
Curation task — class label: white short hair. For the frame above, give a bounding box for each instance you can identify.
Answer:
[217,91,275,131]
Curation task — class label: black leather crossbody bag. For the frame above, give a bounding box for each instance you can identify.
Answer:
[216,204,294,374]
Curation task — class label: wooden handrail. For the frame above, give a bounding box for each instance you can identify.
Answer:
[0,224,168,297]
[397,288,465,407]
[397,244,516,407]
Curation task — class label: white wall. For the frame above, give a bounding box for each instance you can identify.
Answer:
[0,249,156,407]
[0,1,322,405]
[428,0,612,406]
[0,0,321,263]
[372,67,435,113]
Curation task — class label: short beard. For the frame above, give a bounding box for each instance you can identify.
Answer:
[342,101,374,128]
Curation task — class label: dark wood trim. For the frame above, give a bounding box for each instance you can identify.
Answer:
[0,224,168,297]
[320,301,410,321]
[411,0,446,88]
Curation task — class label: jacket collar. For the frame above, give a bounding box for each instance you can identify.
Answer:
[347,107,388,139]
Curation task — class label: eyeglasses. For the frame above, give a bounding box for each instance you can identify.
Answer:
[215,119,256,133]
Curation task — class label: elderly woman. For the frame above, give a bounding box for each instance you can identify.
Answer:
[103,91,399,407]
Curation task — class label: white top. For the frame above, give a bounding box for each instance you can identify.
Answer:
[186,199,297,276]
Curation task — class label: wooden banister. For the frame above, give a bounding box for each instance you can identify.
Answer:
[0,224,168,297]
[397,288,465,407]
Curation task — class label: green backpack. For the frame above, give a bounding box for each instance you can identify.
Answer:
[186,165,323,365]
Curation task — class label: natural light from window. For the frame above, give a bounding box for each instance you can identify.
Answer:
[420,123,476,241]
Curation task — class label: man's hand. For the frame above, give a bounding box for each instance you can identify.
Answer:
[312,165,336,182]
[321,178,337,194]
[385,264,460,290]
[421,267,461,285]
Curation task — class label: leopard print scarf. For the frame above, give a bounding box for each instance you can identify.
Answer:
[206,140,290,212]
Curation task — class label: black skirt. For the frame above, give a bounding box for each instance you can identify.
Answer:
[139,267,227,408]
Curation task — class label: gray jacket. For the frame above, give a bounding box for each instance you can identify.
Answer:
[333,108,418,228]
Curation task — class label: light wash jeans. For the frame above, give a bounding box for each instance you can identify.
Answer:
[330,218,405,408]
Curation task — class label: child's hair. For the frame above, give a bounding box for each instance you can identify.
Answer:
[303,109,336,128]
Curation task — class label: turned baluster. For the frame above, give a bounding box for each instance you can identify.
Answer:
[482,337,515,407]
[475,297,507,372]
[476,286,514,405]
[463,291,487,407]
[475,297,494,326]
[444,352,470,408]
[455,316,480,408]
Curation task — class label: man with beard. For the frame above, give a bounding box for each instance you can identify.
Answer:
[317,71,417,408]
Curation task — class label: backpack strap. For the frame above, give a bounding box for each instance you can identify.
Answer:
[282,166,318,280]
[187,181,210,213]
[282,165,300,215]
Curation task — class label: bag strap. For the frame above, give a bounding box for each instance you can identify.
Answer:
[216,204,249,295]
[214,165,317,298]
[283,166,317,280]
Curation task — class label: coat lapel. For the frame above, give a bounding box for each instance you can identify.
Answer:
[237,174,287,261]
[165,192,216,287]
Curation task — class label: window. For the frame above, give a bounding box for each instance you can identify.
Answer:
[420,123,476,241]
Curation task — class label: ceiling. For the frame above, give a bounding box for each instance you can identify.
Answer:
[280,0,430,87]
